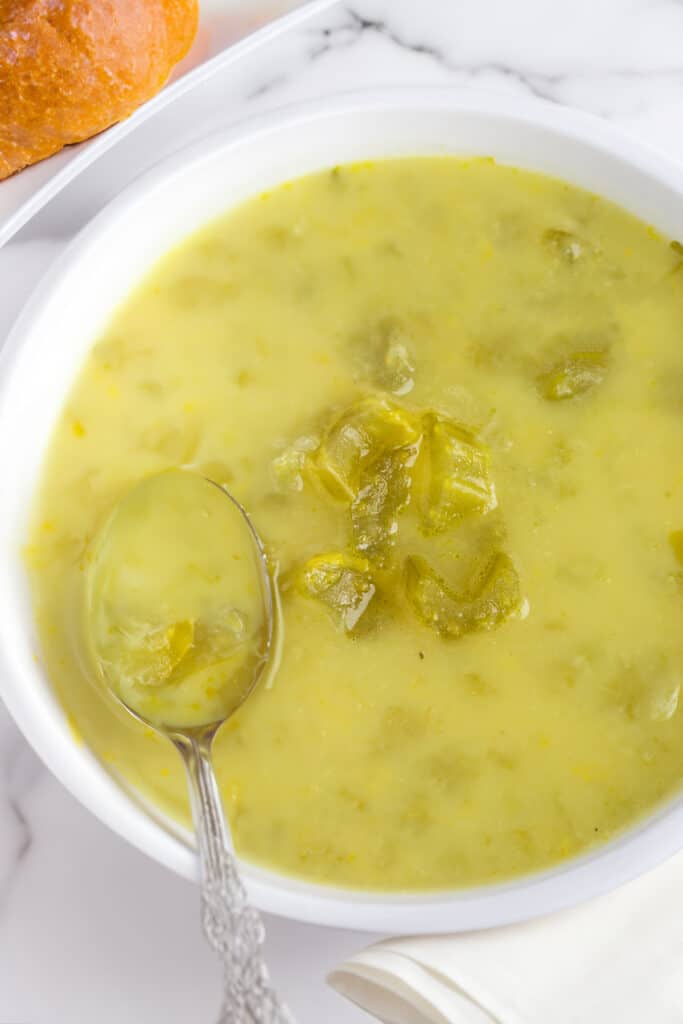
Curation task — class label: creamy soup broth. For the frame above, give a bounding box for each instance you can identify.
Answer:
[28,159,683,889]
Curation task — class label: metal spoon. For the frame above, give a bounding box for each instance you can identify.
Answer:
[83,468,293,1024]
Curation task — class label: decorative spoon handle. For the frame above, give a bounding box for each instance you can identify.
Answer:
[177,734,295,1024]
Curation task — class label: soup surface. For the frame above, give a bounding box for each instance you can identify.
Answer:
[28,158,683,890]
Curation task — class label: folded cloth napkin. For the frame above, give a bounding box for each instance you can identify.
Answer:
[329,849,683,1023]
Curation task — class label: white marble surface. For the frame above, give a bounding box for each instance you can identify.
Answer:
[2,1,683,1021]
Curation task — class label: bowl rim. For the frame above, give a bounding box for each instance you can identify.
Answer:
[2,85,683,934]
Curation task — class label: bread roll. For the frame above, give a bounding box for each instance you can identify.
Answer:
[0,0,199,180]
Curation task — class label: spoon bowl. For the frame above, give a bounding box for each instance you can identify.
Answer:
[84,468,274,734]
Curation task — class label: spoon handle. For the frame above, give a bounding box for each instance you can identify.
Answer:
[178,735,295,1024]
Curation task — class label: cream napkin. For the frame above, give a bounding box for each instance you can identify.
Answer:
[329,850,683,1023]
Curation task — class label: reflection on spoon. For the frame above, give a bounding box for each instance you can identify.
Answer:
[83,468,294,1024]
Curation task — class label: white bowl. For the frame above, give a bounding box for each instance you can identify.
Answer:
[1,88,683,934]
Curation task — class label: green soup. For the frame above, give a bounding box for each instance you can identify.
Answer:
[27,158,683,890]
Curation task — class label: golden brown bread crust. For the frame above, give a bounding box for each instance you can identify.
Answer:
[0,0,199,179]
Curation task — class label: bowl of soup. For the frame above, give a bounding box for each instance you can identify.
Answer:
[1,88,683,933]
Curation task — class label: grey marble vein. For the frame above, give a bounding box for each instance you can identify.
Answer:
[0,724,40,913]
[292,2,683,120]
